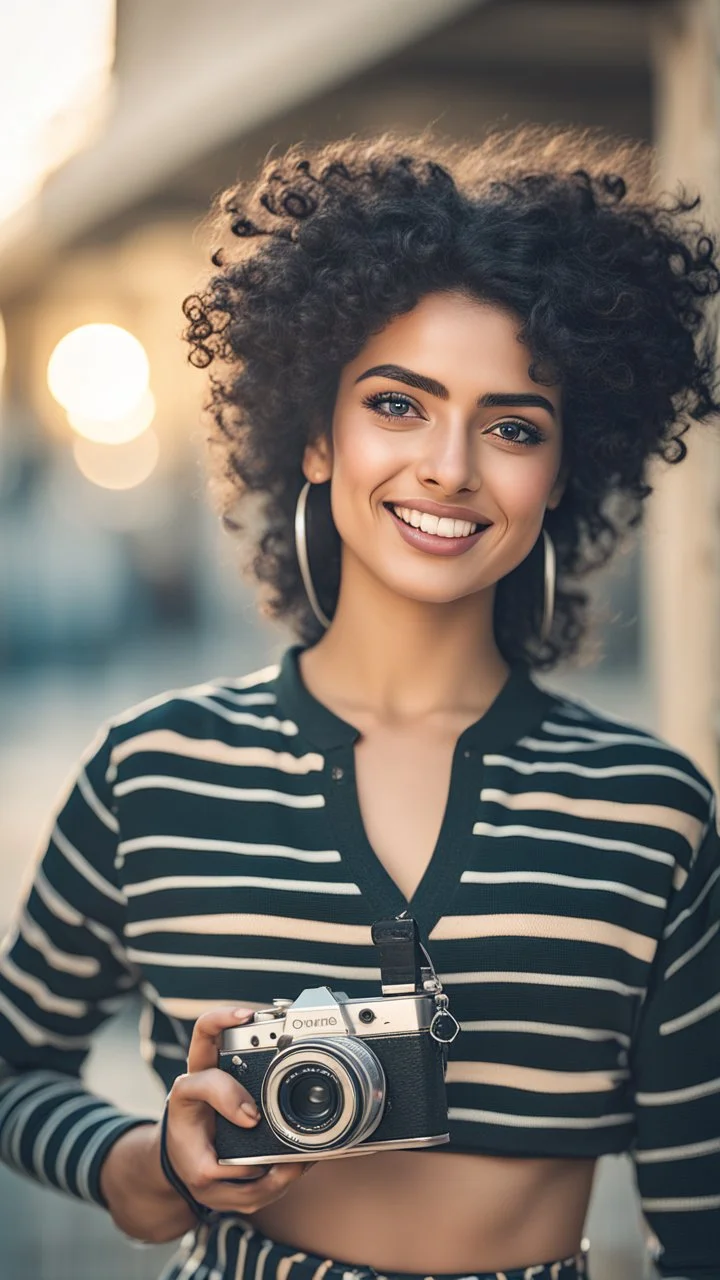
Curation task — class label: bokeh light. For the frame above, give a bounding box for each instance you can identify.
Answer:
[67,387,156,443]
[47,323,150,421]
[72,428,160,490]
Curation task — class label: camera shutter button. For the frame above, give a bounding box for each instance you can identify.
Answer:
[255,1000,291,1022]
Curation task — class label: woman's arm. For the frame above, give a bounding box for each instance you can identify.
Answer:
[98,1008,312,1244]
[98,1119,195,1242]
[0,719,312,1244]
[0,721,157,1207]
[630,795,720,1279]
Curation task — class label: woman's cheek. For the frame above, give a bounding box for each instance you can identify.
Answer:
[484,448,559,523]
[332,424,408,517]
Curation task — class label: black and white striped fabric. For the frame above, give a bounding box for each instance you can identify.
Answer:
[156,1218,588,1280]
[1,645,718,1279]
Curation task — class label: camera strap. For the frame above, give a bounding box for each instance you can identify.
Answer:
[429,991,461,1074]
[372,914,461,1073]
[159,1099,222,1224]
[159,1097,273,1223]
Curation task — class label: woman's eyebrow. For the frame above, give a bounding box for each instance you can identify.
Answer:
[354,363,556,418]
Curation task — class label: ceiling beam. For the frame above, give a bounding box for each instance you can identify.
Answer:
[0,0,485,300]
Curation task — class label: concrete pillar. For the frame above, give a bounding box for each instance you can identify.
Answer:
[646,0,720,790]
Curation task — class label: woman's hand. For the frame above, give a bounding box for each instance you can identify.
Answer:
[165,1007,313,1215]
[100,1007,313,1243]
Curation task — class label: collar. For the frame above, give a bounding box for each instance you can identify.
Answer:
[274,644,554,753]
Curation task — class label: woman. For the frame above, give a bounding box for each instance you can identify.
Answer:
[1,125,719,1280]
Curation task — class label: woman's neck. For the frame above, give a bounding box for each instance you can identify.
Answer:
[299,554,510,725]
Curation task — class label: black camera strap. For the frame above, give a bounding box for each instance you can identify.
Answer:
[159,1098,272,1224]
[371,917,426,994]
[159,1099,221,1224]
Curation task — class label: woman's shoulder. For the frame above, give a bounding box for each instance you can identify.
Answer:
[103,659,286,748]
[538,683,710,775]
[517,679,717,853]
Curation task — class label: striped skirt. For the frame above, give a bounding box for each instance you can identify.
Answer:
[156,1219,590,1280]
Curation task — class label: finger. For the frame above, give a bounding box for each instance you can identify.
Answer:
[169,1066,261,1129]
[168,1125,270,1199]
[187,1007,256,1074]
[198,1161,313,1214]
[166,1067,261,1187]
[263,1161,312,1191]
[218,1166,272,1184]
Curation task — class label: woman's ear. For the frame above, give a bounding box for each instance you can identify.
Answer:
[547,462,569,512]
[302,434,333,484]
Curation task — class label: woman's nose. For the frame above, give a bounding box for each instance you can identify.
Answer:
[416,422,479,495]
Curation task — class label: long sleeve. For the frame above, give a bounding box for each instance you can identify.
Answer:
[0,720,154,1208]
[630,793,720,1279]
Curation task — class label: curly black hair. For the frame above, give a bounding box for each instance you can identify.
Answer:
[182,123,720,669]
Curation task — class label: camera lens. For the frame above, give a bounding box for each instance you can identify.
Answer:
[278,1066,342,1132]
[262,1037,385,1152]
[291,1078,335,1119]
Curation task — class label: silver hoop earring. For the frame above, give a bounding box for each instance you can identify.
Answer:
[540,528,556,643]
[295,480,331,630]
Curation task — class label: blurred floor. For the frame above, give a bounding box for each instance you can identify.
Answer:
[0,636,656,1280]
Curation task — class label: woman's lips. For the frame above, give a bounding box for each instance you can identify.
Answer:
[385,505,490,557]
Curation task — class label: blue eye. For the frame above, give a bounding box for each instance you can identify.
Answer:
[361,393,544,446]
[489,420,543,446]
[361,391,418,419]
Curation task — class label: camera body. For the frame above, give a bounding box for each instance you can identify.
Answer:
[215,919,455,1165]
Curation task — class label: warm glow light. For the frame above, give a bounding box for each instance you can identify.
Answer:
[48,323,150,421]
[73,429,160,490]
[0,1,115,225]
[0,311,6,449]
[67,387,156,443]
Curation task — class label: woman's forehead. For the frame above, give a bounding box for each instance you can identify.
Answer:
[342,292,562,409]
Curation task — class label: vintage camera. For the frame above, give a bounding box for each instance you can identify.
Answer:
[215,917,459,1165]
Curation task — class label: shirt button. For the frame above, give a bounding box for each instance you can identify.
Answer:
[463,750,471,759]
[331,766,344,781]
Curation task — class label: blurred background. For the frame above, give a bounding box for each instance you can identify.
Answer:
[0,1,719,1277]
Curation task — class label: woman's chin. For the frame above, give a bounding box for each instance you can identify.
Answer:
[368,569,489,609]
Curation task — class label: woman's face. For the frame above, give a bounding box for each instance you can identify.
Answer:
[304,290,565,608]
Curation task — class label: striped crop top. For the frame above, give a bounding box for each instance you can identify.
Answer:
[1,646,719,1278]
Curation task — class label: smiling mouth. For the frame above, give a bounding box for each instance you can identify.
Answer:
[384,503,489,539]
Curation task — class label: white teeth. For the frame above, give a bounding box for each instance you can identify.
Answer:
[391,506,480,538]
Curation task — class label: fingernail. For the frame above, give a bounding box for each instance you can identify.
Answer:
[241,1101,260,1121]
[232,1008,253,1020]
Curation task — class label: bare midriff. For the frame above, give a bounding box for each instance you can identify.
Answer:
[250,1149,597,1273]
